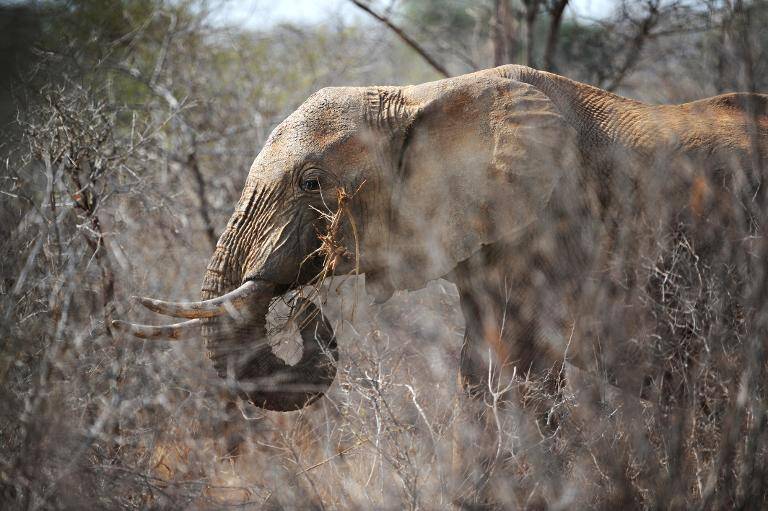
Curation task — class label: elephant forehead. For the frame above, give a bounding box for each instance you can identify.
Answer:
[264,89,364,152]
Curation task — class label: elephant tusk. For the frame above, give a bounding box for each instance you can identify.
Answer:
[133,280,268,319]
[111,318,202,339]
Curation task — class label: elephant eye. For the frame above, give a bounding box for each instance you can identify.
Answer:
[301,177,321,192]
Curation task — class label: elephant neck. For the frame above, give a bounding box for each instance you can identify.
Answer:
[496,65,657,150]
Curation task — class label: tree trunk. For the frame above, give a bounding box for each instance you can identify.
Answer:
[492,0,520,66]
[492,0,506,66]
[523,0,541,67]
[543,0,569,71]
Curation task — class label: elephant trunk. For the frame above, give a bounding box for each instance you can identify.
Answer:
[199,246,338,412]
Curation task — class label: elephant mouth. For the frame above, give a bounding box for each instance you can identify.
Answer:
[113,280,339,412]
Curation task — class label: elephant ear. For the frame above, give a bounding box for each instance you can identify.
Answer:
[380,75,577,291]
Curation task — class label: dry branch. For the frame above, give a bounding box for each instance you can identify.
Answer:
[348,0,450,77]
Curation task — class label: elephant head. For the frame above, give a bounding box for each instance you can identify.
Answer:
[114,70,577,412]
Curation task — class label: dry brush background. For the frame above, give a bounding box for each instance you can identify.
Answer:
[1,0,767,509]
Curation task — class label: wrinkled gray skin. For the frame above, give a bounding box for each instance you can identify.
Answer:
[120,65,767,413]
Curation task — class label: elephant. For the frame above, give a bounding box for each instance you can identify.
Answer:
[114,65,768,417]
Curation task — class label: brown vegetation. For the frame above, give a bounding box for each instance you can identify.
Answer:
[1,1,767,509]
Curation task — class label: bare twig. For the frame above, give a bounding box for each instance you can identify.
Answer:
[348,0,450,77]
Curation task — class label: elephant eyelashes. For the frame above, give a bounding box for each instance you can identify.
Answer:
[301,177,321,192]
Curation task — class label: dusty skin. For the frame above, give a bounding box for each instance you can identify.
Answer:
[115,64,767,502]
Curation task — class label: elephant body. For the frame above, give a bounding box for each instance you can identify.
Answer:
[453,67,768,399]
[118,65,767,414]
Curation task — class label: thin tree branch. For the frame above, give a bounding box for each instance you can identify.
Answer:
[348,0,450,77]
[604,1,661,91]
[112,63,218,250]
[187,144,217,249]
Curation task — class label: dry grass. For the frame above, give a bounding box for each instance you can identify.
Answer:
[2,2,768,509]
